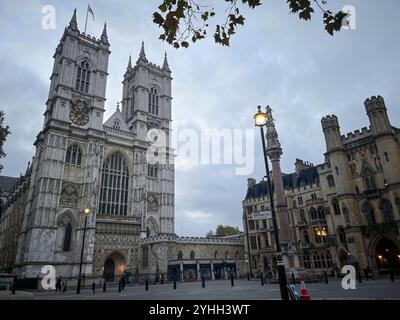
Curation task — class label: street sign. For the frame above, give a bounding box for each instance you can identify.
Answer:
[252,211,272,220]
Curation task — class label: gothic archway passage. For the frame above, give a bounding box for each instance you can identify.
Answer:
[103,252,126,282]
[375,237,400,274]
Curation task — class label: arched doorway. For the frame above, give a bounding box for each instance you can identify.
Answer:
[103,252,126,282]
[374,237,400,274]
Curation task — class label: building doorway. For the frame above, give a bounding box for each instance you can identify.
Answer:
[103,252,126,282]
[374,237,400,274]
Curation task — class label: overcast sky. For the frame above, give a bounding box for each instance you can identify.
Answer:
[0,0,399,236]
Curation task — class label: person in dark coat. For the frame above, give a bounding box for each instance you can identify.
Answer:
[55,276,62,293]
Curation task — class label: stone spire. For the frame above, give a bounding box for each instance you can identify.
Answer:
[127,55,132,69]
[101,22,109,44]
[69,8,78,30]
[137,41,148,63]
[162,52,170,72]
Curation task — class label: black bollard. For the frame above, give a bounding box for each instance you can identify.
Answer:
[11,283,16,295]
[324,272,329,284]
[118,281,122,292]
[173,278,177,290]
[291,272,295,284]
[230,274,234,287]
[201,277,205,288]
[103,281,106,292]
[390,272,395,282]
[247,273,250,281]
[145,279,149,291]
[358,270,362,283]
[92,281,96,294]
[260,274,264,286]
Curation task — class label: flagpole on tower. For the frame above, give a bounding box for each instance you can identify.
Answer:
[84,4,89,33]
[84,4,95,34]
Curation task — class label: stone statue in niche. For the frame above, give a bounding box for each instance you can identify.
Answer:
[59,183,79,208]
[147,193,158,212]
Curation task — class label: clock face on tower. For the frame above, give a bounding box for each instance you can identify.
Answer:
[69,101,90,126]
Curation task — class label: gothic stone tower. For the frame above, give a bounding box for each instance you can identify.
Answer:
[120,43,175,238]
[15,10,110,277]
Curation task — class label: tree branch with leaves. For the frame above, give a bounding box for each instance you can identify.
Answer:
[153,0,349,48]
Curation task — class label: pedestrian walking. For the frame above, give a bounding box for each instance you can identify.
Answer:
[55,276,62,293]
[62,280,67,293]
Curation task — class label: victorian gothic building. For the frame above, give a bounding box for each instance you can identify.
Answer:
[0,10,246,281]
[243,96,400,277]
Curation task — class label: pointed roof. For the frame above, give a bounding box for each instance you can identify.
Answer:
[163,51,170,72]
[137,41,148,63]
[101,22,109,44]
[127,55,132,69]
[104,103,129,132]
[69,9,78,30]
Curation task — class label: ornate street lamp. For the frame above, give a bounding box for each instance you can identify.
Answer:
[76,207,91,294]
[253,106,289,300]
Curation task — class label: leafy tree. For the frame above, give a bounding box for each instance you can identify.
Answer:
[215,225,241,236]
[206,230,215,237]
[0,111,10,173]
[153,0,349,48]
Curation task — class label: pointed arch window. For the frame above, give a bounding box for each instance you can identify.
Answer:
[332,198,341,215]
[327,175,335,187]
[63,224,72,252]
[99,153,129,216]
[362,201,376,225]
[317,206,325,219]
[178,250,183,260]
[190,251,195,260]
[380,199,394,223]
[148,87,159,115]
[75,60,91,93]
[65,144,82,166]
[309,207,317,220]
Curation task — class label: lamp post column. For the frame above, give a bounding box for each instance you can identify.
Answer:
[77,208,91,294]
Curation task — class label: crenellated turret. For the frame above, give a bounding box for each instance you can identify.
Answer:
[365,95,393,136]
[321,115,343,152]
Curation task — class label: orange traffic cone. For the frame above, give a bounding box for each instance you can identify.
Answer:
[299,275,311,300]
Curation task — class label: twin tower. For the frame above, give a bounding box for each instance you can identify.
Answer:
[321,95,400,195]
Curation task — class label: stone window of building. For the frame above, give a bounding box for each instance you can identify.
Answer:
[65,144,82,166]
[303,230,310,243]
[303,255,311,269]
[313,254,322,269]
[309,207,317,220]
[99,152,129,216]
[148,87,159,115]
[335,166,339,175]
[327,175,335,187]
[63,224,72,252]
[235,251,240,260]
[297,196,303,205]
[362,201,376,225]
[178,250,183,260]
[365,176,377,191]
[113,120,121,130]
[75,60,91,93]
[248,220,255,231]
[380,199,394,223]
[314,227,327,243]
[265,235,269,247]
[317,206,325,219]
[299,209,306,223]
[250,236,257,250]
[257,235,261,249]
[332,198,341,215]
[262,219,267,229]
[148,165,158,178]
[225,251,229,259]
[190,250,195,260]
